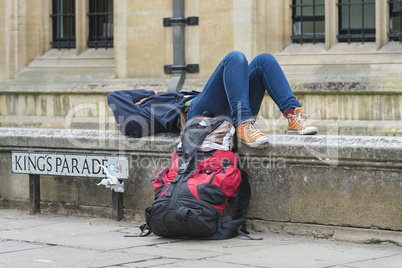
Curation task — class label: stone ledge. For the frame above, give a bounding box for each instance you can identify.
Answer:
[2,77,402,95]
[0,128,401,232]
[0,128,401,168]
[1,116,401,137]
[0,76,167,94]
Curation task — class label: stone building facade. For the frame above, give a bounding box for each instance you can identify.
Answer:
[0,0,401,135]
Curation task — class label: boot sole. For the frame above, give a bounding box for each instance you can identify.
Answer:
[237,136,270,148]
[287,127,318,135]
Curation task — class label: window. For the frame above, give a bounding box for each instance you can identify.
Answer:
[88,0,114,49]
[51,0,76,49]
[337,0,376,44]
[389,0,402,43]
[291,0,325,44]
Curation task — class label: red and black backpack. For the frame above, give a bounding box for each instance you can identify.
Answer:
[139,116,260,240]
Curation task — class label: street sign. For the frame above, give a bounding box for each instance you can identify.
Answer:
[11,151,130,179]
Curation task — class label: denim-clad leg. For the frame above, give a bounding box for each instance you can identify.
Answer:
[248,53,300,117]
[188,52,300,126]
[187,51,254,127]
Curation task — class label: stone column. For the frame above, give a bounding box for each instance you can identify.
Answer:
[264,0,291,54]
[0,0,18,79]
[376,0,389,50]
[17,0,46,71]
[233,0,257,60]
[76,0,89,55]
[40,0,52,54]
[114,0,127,78]
[255,0,267,54]
[0,0,51,78]
[282,0,292,50]
[325,0,339,50]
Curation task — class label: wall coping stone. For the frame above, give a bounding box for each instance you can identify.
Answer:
[1,128,401,169]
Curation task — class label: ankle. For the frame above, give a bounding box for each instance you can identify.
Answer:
[283,108,295,118]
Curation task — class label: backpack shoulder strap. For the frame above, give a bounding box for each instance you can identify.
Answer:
[124,223,152,237]
[234,170,263,240]
[235,169,251,219]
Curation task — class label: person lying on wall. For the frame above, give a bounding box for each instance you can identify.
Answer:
[107,51,318,148]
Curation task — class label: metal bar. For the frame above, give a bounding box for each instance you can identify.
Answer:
[313,0,316,44]
[58,0,61,50]
[88,0,92,47]
[73,0,76,45]
[112,190,124,221]
[68,0,71,50]
[292,35,325,41]
[95,0,98,49]
[54,0,57,50]
[291,3,325,7]
[293,15,325,21]
[342,0,350,44]
[29,174,41,215]
[66,0,70,49]
[173,0,185,69]
[53,1,57,50]
[348,0,351,44]
[87,11,110,15]
[292,0,296,38]
[300,0,303,45]
[105,0,108,49]
[400,1,402,43]
[167,0,186,92]
[70,0,73,49]
[337,1,375,6]
[71,0,74,49]
[362,1,365,44]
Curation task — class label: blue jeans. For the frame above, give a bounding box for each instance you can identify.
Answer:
[187,51,301,127]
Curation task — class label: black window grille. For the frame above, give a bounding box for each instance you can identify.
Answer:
[88,0,114,49]
[389,0,402,43]
[50,0,76,49]
[337,0,376,44]
[291,0,325,44]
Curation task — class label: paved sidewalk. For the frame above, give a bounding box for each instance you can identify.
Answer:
[0,209,401,268]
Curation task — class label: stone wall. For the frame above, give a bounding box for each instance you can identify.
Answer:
[0,0,51,79]
[0,1,402,136]
[1,0,402,80]
[2,74,401,136]
[113,0,289,78]
[0,128,401,232]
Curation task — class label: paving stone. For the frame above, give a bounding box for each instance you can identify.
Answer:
[209,240,402,268]
[0,240,46,253]
[331,254,402,268]
[149,260,254,268]
[121,243,222,261]
[0,209,401,268]
[110,258,181,267]
[0,241,153,268]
